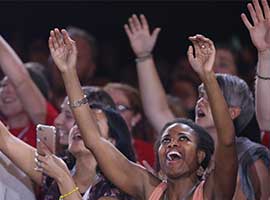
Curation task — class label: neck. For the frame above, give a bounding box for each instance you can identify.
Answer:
[7,112,29,129]
[73,153,97,194]
[166,174,199,200]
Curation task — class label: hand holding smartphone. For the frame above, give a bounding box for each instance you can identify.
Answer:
[36,124,56,156]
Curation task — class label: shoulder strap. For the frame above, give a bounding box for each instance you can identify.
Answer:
[149,181,167,200]
[192,181,205,200]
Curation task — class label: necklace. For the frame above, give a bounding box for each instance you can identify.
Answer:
[163,181,200,200]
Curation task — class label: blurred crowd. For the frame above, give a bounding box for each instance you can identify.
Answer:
[0,0,269,200]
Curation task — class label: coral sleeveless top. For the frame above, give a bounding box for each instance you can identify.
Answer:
[149,180,204,200]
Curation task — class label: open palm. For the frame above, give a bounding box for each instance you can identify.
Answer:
[241,0,270,52]
[48,28,77,72]
[124,14,160,57]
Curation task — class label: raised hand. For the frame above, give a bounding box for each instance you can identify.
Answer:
[187,34,216,79]
[124,14,161,57]
[48,28,78,72]
[241,0,270,52]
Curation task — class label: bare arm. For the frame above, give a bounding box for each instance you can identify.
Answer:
[241,0,270,131]
[124,15,174,133]
[36,143,82,200]
[187,35,237,199]
[0,36,46,124]
[0,121,42,185]
[49,29,158,199]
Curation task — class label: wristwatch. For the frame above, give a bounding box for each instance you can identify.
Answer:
[68,95,88,108]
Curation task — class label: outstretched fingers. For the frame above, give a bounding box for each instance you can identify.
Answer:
[262,0,270,20]
[248,3,259,25]
[140,14,149,31]
[128,17,137,34]
[132,14,142,31]
[241,13,253,30]
[151,27,161,44]
[53,28,63,49]
[124,24,133,40]
[61,29,74,47]
[253,0,265,21]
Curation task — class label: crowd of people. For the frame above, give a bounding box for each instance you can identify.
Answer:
[0,0,269,200]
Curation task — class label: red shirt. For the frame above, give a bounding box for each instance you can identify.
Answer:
[133,138,155,167]
[261,131,270,148]
[10,102,58,147]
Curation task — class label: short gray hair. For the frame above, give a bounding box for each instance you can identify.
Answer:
[216,73,254,135]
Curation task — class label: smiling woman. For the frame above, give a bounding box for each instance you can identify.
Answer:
[156,118,214,179]
[47,11,238,198]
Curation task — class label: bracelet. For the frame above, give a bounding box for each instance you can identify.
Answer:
[67,95,88,108]
[59,187,79,200]
[135,53,152,63]
[256,72,270,80]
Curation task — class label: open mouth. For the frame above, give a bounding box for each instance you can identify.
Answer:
[2,97,16,104]
[72,133,82,141]
[166,151,182,161]
[197,109,206,118]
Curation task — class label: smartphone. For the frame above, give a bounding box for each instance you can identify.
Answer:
[36,124,56,155]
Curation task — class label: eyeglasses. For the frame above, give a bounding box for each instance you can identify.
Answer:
[116,104,132,112]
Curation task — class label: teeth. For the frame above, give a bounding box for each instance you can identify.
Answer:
[167,151,182,161]
[3,98,14,103]
[197,109,205,117]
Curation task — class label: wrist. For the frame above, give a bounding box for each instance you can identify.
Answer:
[200,71,216,83]
[55,170,72,185]
[258,49,270,58]
[135,53,152,63]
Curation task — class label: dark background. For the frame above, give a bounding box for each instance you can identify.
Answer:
[0,1,255,80]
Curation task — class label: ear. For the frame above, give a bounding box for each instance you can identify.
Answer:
[131,113,142,128]
[228,107,241,120]
[197,150,206,165]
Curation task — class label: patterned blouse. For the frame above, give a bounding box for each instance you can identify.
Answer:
[43,173,133,200]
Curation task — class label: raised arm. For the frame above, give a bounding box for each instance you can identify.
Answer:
[241,1,270,198]
[0,36,46,124]
[49,29,157,199]
[0,121,43,185]
[187,35,237,198]
[124,15,174,133]
[241,0,270,131]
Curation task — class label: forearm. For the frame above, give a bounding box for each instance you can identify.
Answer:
[61,69,101,148]
[0,36,29,85]
[0,36,46,124]
[136,57,174,133]
[61,69,145,197]
[56,171,82,200]
[256,50,270,131]
[0,123,42,184]
[203,72,237,196]
[202,72,235,146]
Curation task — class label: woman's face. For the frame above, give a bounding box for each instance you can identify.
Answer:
[54,97,75,146]
[158,123,199,179]
[195,85,215,131]
[105,88,136,131]
[68,108,109,156]
[0,77,24,118]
